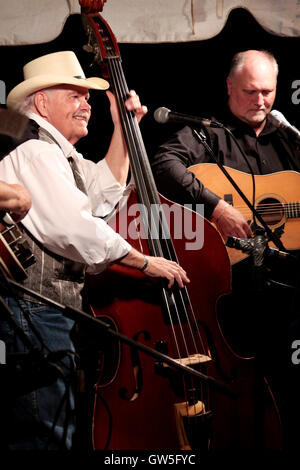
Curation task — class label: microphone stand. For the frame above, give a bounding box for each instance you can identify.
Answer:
[3,276,234,398]
[192,127,295,450]
[192,127,286,252]
[231,227,271,449]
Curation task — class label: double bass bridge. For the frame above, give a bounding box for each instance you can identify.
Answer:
[162,353,212,369]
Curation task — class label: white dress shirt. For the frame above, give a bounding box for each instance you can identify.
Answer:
[0,111,131,274]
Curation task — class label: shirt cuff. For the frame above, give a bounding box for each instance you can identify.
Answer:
[202,188,221,219]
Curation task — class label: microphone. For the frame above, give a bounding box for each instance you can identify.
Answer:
[268,110,300,143]
[153,107,222,128]
[226,235,293,261]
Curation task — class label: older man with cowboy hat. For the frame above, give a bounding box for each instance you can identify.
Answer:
[0,50,188,450]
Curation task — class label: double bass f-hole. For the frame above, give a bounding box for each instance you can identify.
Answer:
[81,0,282,451]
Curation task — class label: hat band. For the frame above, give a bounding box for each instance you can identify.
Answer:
[73,75,86,79]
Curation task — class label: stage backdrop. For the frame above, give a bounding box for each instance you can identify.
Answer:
[0,3,299,161]
[0,0,299,45]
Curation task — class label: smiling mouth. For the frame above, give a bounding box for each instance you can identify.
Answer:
[73,114,89,123]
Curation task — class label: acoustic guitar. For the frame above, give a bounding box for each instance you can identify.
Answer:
[0,213,35,280]
[189,163,300,264]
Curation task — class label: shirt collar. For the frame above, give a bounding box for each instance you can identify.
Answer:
[218,108,278,138]
[25,111,74,157]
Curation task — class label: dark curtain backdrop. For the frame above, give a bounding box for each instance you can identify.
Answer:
[0,8,299,162]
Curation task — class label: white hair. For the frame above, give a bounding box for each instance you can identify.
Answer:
[17,86,59,113]
[228,50,279,79]
[18,92,35,113]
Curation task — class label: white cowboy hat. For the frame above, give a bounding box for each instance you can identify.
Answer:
[6,50,109,110]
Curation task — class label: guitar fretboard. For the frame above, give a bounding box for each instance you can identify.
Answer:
[285,202,300,219]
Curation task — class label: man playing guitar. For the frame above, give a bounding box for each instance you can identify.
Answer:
[152,49,300,452]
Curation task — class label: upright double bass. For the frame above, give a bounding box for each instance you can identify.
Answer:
[80,0,281,451]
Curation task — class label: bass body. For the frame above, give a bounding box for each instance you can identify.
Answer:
[87,189,281,451]
[80,0,282,451]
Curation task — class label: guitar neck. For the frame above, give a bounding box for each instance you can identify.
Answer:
[285,202,300,219]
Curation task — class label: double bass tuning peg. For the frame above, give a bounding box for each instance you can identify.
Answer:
[82,44,96,68]
[83,44,94,54]
[82,42,103,69]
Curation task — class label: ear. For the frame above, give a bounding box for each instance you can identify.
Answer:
[34,91,48,118]
[226,76,232,96]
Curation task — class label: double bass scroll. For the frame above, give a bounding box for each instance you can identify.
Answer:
[79,0,282,451]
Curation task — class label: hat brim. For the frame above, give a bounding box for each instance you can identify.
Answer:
[6,74,110,110]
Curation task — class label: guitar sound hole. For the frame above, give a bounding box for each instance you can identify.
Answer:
[256,197,284,225]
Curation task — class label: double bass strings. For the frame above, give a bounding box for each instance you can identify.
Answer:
[107,54,208,379]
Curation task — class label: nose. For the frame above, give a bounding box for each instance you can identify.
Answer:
[254,92,264,107]
[78,95,91,112]
[82,99,91,111]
